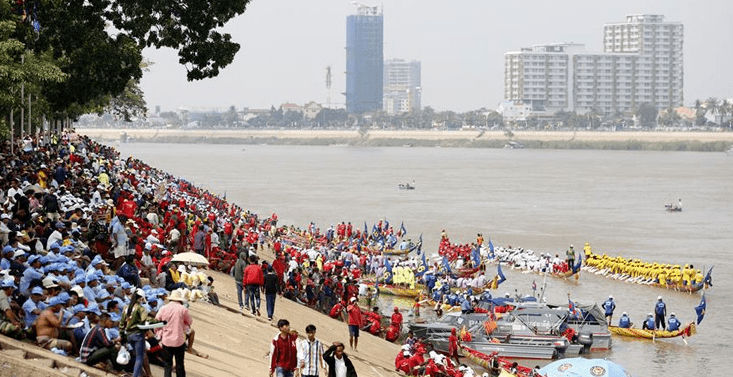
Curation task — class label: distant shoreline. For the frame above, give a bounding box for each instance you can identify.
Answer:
[77,128,733,152]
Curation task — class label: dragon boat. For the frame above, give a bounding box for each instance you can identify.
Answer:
[361,281,419,298]
[609,322,696,339]
[582,265,713,294]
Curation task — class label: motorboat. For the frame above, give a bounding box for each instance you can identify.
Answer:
[489,301,612,352]
[408,312,488,339]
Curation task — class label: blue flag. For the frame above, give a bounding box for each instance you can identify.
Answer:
[496,263,506,286]
[442,256,452,274]
[364,222,368,236]
[695,294,706,324]
[399,222,407,238]
[415,250,428,278]
[384,258,393,284]
[703,266,714,287]
[488,239,495,257]
[384,220,389,232]
[471,245,481,267]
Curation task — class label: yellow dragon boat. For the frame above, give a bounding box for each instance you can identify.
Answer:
[609,322,695,339]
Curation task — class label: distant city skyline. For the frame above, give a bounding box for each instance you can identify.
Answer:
[139,0,732,113]
[505,14,684,115]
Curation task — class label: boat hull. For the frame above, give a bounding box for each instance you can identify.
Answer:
[362,282,419,297]
[609,322,695,339]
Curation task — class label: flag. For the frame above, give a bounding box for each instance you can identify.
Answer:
[415,249,428,278]
[416,234,423,255]
[496,263,506,286]
[442,255,452,274]
[384,220,389,232]
[568,297,581,318]
[384,258,393,284]
[364,221,368,236]
[704,266,714,287]
[695,294,706,324]
[483,319,498,334]
[471,245,481,267]
[399,222,407,238]
[488,238,495,257]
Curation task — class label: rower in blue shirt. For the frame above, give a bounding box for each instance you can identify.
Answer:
[654,296,667,330]
[667,313,681,331]
[460,295,474,314]
[602,295,616,325]
[642,313,656,330]
[618,312,631,328]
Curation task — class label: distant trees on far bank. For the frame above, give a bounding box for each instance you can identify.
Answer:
[76,99,733,132]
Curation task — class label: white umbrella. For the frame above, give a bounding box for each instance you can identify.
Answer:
[170,252,209,265]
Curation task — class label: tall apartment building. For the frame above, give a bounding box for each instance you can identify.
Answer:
[345,4,383,114]
[504,15,683,115]
[383,59,421,114]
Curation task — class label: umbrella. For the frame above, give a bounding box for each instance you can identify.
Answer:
[170,252,209,265]
[538,358,632,377]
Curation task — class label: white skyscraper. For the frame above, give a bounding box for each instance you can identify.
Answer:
[383,59,421,114]
[504,15,683,115]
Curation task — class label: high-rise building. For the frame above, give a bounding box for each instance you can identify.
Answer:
[504,15,683,115]
[345,4,383,114]
[383,59,421,114]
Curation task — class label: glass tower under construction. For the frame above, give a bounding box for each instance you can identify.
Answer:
[345,4,383,114]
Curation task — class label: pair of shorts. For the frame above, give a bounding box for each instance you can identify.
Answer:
[348,324,360,337]
[36,336,72,352]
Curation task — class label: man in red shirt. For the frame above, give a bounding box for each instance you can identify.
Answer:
[448,327,460,366]
[329,301,346,321]
[270,319,298,377]
[391,307,403,331]
[346,297,362,351]
[243,255,264,316]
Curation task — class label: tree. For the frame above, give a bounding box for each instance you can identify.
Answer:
[224,105,239,127]
[634,103,658,128]
[658,108,681,127]
[5,0,252,122]
[0,9,65,134]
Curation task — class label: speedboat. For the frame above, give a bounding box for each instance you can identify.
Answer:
[489,301,612,352]
[409,312,488,339]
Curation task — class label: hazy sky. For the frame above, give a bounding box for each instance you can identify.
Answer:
[140,0,733,113]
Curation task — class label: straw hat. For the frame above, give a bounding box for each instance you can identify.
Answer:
[168,289,186,302]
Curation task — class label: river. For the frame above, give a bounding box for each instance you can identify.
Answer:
[110,142,731,376]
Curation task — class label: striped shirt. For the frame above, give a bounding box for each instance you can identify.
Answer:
[298,338,324,376]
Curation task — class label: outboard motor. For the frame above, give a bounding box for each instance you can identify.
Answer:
[553,338,569,357]
[577,331,594,353]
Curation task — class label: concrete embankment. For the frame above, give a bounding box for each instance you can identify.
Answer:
[78,128,733,151]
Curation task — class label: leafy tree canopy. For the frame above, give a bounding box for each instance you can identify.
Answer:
[3,0,251,121]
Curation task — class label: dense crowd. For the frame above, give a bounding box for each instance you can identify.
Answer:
[0,131,278,375]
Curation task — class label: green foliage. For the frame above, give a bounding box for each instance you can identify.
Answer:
[104,0,251,80]
[634,103,658,128]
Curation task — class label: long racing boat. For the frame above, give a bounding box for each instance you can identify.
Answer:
[609,322,696,339]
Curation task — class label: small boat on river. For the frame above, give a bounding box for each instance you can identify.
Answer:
[361,282,419,298]
[609,322,696,339]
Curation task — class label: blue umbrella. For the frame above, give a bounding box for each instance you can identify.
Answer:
[538,358,632,377]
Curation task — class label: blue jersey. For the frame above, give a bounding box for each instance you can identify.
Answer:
[644,317,656,330]
[602,300,616,315]
[618,315,631,328]
[667,317,681,331]
[655,301,666,315]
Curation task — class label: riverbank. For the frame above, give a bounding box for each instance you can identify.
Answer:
[77,128,733,152]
